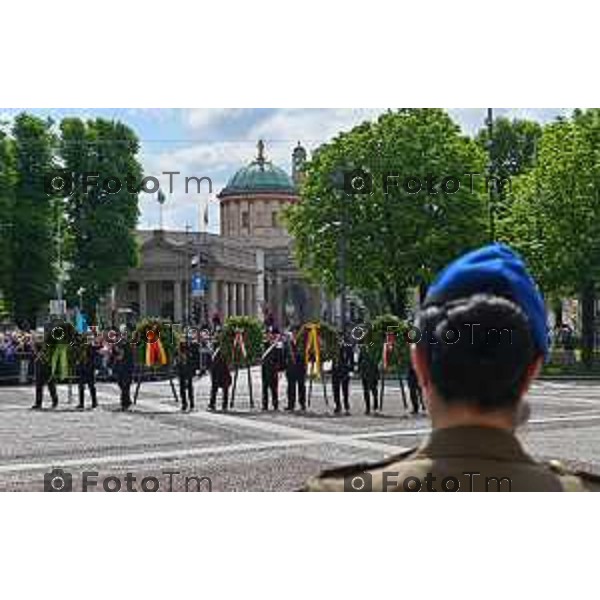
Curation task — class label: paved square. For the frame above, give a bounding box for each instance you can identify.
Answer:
[1,371,599,490]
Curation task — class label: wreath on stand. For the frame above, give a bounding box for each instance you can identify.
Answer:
[366,314,410,409]
[296,321,339,407]
[134,318,179,368]
[296,321,338,377]
[218,316,264,408]
[45,321,78,383]
[132,318,180,403]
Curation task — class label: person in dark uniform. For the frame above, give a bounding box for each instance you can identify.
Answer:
[176,341,195,411]
[358,346,379,415]
[331,336,354,415]
[112,340,133,411]
[283,326,306,411]
[261,328,284,411]
[406,363,423,414]
[208,344,231,411]
[76,337,98,410]
[31,339,58,410]
[305,244,600,492]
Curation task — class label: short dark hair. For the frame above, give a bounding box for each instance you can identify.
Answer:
[415,294,538,411]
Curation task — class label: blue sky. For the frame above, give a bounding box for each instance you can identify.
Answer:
[0,108,572,233]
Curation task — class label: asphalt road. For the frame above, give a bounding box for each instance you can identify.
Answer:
[1,370,600,491]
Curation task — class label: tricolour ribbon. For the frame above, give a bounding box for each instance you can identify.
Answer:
[382,331,396,371]
[304,323,321,378]
[146,336,168,366]
[232,329,248,362]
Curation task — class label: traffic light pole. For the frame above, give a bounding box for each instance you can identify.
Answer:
[487,108,496,242]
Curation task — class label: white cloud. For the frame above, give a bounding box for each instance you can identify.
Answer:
[186,108,254,131]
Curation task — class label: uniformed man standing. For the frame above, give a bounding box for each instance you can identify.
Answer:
[76,337,98,410]
[208,343,231,411]
[284,326,306,411]
[305,244,600,491]
[31,338,59,410]
[261,328,283,411]
[176,340,195,411]
[112,340,133,411]
[331,336,354,415]
[406,363,423,415]
[358,346,379,415]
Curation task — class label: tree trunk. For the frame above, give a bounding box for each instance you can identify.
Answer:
[581,282,596,368]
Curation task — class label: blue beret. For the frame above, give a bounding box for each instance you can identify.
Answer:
[424,243,548,356]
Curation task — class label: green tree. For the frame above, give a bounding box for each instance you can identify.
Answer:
[0,129,16,314]
[502,109,600,366]
[285,109,488,317]
[476,116,543,222]
[10,114,57,325]
[60,118,142,317]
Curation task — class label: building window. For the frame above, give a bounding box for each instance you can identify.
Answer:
[241,211,249,229]
[271,211,278,227]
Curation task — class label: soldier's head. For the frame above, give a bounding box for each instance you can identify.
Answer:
[412,244,547,430]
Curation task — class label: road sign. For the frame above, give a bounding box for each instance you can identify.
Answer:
[191,274,208,297]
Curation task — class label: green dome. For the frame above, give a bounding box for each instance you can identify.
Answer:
[220,161,295,197]
[219,141,296,198]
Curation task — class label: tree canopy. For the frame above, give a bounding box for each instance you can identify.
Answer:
[284,108,488,316]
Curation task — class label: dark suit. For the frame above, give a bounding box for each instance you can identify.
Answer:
[33,346,58,408]
[112,343,133,410]
[358,348,380,414]
[77,344,98,409]
[284,337,306,410]
[209,349,231,410]
[262,341,284,410]
[332,343,354,413]
[176,347,196,410]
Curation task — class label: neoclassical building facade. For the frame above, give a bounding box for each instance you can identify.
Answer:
[112,141,326,327]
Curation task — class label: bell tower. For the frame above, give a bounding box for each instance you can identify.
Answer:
[292,141,307,187]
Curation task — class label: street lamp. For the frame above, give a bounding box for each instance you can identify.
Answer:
[486,108,496,242]
[77,287,85,311]
[330,167,349,337]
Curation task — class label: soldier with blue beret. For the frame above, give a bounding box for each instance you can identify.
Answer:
[305,244,600,492]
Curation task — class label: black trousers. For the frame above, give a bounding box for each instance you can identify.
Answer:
[179,377,194,409]
[78,378,97,408]
[332,375,350,412]
[262,372,279,409]
[362,380,378,413]
[209,384,229,410]
[117,375,132,409]
[34,375,58,408]
[286,372,306,409]
[408,379,423,413]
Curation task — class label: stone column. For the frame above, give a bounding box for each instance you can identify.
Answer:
[256,249,265,315]
[230,282,238,316]
[251,285,257,317]
[240,284,246,316]
[275,275,283,327]
[209,279,218,317]
[174,280,182,322]
[223,282,229,320]
[139,281,147,317]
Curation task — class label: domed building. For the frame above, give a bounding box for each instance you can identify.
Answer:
[218,140,298,244]
[112,140,327,328]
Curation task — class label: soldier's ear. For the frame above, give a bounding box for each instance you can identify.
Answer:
[518,355,543,399]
